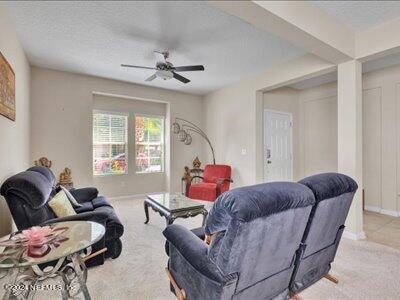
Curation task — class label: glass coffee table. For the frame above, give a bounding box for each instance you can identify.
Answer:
[144,193,209,226]
[0,221,105,300]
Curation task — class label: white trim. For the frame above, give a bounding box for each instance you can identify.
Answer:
[380,209,400,217]
[364,205,382,213]
[364,205,400,217]
[108,192,167,202]
[343,230,366,240]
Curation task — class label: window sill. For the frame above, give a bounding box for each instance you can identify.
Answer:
[93,173,128,177]
[135,171,164,175]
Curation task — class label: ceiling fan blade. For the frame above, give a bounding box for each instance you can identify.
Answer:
[145,74,157,82]
[173,72,190,84]
[121,64,155,70]
[174,65,205,72]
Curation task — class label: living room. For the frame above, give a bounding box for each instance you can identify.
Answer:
[1,1,400,299]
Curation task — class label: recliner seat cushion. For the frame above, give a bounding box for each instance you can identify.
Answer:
[189,183,217,201]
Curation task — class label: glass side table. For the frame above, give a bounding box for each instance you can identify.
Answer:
[0,221,105,300]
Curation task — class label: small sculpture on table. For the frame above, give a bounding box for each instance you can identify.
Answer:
[59,167,74,190]
[182,166,192,195]
[34,157,52,168]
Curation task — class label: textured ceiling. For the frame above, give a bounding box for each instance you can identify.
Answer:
[313,1,400,32]
[5,1,305,95]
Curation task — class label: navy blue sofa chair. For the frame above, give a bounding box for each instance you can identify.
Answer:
[163,173,358,300]
[289,173,358,294]
[164,182,315,300]
[0,166,124,266]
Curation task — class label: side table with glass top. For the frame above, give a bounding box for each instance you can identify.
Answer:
[0,221,105,300]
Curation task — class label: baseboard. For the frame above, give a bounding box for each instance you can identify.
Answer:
[343,230,366,240]
[364,206,399,217]
[380,209,400,217]
[364,205,381,213]
[108,191,167,202]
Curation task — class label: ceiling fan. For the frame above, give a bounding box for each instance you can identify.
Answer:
[121,50,204,84]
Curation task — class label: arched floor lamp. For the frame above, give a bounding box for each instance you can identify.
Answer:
[172,118,216,165]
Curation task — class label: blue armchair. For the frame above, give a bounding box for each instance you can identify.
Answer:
[163,182,315,299]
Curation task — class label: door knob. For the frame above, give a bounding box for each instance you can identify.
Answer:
[267,160,272,164]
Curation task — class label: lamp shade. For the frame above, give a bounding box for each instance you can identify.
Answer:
[178,129,187,141]
[184,133,192,145]
[172,122,180,134]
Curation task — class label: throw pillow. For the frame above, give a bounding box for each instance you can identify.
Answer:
[60,186,83,208]
[48,190,77,217]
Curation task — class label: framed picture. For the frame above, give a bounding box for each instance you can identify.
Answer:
[0,51,15,121]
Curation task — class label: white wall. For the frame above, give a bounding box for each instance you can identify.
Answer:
[30,67,203,198]
[93,94,166,197]
[263,87,301,180]
[0,5,31,236]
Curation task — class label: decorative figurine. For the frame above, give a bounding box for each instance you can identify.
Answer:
[192,156,201,170]
[182,166,192,196]
[59,167,73,189]
[34,157,52,168]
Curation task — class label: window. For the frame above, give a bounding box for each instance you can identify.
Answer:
[93,112,128,176]
[135,115,164,173]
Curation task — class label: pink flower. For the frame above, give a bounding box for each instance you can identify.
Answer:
[21,226,53,245]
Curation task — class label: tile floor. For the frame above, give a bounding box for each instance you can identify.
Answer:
[364,210,400,250]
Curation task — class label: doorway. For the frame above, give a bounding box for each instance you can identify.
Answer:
[264,109,293,182]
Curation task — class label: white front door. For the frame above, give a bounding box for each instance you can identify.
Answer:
[264,109,293,182]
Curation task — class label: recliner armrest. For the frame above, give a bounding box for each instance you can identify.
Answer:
[70,187,99,203]
[163,224,229,284]
[41,211,108,226]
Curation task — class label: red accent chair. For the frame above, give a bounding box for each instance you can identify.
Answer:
[187,164,232,201]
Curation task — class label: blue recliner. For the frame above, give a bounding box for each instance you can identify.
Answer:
[163,182,315,299]
[163,173,358,300]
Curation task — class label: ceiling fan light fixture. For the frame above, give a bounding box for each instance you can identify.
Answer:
[156,70,173,80]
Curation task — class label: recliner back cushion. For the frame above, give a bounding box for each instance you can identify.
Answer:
[298,173,358,256]
[302,192,354,257]
[1,171,52,209]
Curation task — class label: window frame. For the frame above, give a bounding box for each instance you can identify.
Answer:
[92,109,129,177]
[134,113,165,174]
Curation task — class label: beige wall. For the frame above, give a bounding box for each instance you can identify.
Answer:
[298,82,338,178]
[263,87,301,180]
[93,94,166,197]
[0,5,31,235]
[203,54,335,188]
[295,64,400,216]
[30,67,203,198]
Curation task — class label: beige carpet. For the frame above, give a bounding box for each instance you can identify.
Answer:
[28,198,400,299]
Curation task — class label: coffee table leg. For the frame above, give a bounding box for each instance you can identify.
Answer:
[144,201,150,224]
[166,216,174,226]
[201,209,208,227]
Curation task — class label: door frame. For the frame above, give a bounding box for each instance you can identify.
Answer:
[263,109,294,182]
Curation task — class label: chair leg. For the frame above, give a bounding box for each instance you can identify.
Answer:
[324,273,339,284]
[165,268,186,300]
[289,293,302,300]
